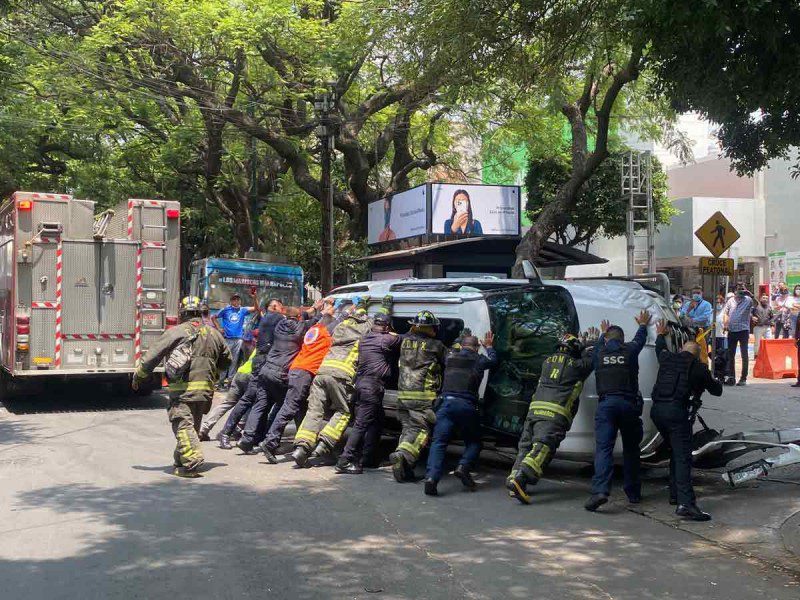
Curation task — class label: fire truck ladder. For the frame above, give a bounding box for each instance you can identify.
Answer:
[137,204,168,334]
[622,151,655,276]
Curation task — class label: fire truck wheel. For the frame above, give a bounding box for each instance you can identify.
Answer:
[0,372,18,402]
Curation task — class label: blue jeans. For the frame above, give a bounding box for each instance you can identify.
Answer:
[220,338,243,385]
[425,396,483,482]
[591,395,643,499]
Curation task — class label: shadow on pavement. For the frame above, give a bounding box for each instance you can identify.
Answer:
[2,384,168,415]
[0,419,40,446]
[2,471,796,600]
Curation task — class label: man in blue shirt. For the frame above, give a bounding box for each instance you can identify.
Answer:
[213,291,260,389]
[680,286,712,328]
[585,310,651,512]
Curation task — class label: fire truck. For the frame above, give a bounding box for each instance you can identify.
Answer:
[0,191,180,398]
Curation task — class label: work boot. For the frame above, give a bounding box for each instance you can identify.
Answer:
[791,381,800,388]
[669,496,678,506]
[506,474,531,505]
[230,427,243,442]
[676,504,712,521]
[627,495,642,505]
[258,442,278,464]
[736,379,747,386]
[334,461,363,475]
[310,441,331,460]
[198,429,211,442]
[453,464,476,490]
[723,377,736,386]
[390,452,408,483]
[584,493,609,512]
[173,466,203,479]
[217,432,233,450]
[292,446,310,467]
[423,478,438,496]
[237,440,257,454]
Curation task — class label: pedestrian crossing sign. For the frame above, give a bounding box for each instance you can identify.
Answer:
[695,211,740,258]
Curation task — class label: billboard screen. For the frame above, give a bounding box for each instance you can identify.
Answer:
[367,185,427,244]
[430,184,520,236]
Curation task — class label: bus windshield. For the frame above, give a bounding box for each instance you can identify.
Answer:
[206,270,302,310]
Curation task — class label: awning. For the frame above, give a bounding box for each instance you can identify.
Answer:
[356,236,607,268]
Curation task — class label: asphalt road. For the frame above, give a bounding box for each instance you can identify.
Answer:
[1,380,799,600]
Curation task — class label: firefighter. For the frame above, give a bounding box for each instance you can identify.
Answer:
[506,332,596,504]
[292,295,393,467]
[585,311,651,512]
[335,307,402,474]
[133,296,231,478]
[423,332,497,496]
[651,320,723,521]
[260,301,344,464]
[390,310,447,483]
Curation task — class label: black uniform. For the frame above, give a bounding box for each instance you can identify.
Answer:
[339,328,403,466]
[508,348,594,487]
[223,315,317,448]
[651,335,723,506]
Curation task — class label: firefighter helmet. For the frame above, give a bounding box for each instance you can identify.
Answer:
[556,333,583,357]
[180,296,202,320]
[409,310,440,327]
[373,312,392,328]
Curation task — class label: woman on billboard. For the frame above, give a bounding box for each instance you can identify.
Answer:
[378,197,397,242]
[444,189,483,235]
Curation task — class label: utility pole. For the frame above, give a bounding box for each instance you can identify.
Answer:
[315,87,336,293]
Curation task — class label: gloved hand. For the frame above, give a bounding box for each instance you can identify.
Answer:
[355,295,369,310]
[382,294,393,308]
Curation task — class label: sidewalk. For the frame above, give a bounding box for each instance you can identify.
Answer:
[634,372,800,574]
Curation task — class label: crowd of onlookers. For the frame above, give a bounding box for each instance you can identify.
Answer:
[670,281,800,386]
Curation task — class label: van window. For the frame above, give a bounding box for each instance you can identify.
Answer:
[482,287,579,438]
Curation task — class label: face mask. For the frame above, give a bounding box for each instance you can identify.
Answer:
[455,199,468,214]
[692,293,702,301]
[673,302,682,310]
[716,303,723,310]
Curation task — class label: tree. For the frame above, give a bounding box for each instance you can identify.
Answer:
[645,0,800,175]
[525,152,672,252]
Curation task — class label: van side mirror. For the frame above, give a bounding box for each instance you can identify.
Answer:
[522,260,541,282]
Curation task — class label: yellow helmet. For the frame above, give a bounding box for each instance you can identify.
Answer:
[181,296,201,310]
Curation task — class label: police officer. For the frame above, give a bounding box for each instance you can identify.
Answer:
[651,319,723,521]
[335,308,402,474]
[390,310,447,483]
[585,310,651,511]
[507,332,596,504]
[423,332,497,496]
[292,295,393,466]
[133,296,231,478]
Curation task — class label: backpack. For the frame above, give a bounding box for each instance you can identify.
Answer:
[165,330,200,382]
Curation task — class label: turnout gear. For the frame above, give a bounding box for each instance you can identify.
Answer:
[294,299,393,453]
[393,329,446,471]
[134,319,230,472]
[556,333,583,357]
[409,310,440,327]
[508,348,593,492]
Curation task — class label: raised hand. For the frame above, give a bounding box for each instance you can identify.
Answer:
[656,319,669,336]
[635,310,652,326]
[600,319,610,333]
[481,331,494,348]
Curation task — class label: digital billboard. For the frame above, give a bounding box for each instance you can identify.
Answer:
[367,186,427,244]
[430,184,520,236]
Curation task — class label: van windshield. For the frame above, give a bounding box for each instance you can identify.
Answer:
[482,287,579,438]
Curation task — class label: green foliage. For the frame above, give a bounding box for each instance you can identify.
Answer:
[645,0,800,174]
[525,152,673,250]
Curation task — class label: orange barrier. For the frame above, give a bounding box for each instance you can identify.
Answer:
[753,338,798,379]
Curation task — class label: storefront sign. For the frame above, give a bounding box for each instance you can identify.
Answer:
[699,257,734,276]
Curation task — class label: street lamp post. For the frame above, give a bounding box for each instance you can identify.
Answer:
[315,88,336,294]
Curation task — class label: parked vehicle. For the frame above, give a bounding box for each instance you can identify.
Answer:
[330,275,684,462]
[0,192,180,397]
[188,257,304,312]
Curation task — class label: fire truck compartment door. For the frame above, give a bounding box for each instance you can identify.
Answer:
[99,243,137,334]
[61,242,100,335]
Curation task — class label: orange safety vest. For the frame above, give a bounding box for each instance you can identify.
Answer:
[290,323,332,375]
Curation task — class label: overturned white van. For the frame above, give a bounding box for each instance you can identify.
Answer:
[331,275,686,463]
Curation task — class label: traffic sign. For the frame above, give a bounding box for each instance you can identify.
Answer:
[695,211,740,258]
[699,257,734,276]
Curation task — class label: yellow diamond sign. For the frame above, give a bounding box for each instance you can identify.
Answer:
[695,211,740,258]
